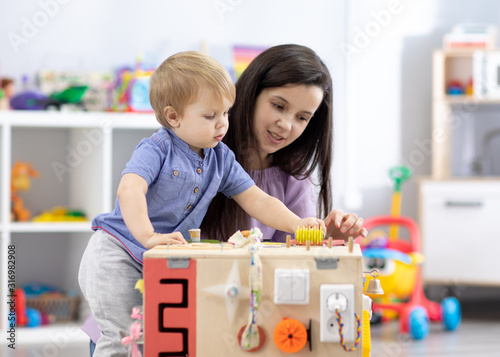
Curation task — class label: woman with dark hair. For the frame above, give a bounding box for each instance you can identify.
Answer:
[201,44,366,241]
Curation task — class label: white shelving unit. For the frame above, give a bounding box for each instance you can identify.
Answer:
[419,49,500,286]
[0,111,159,344]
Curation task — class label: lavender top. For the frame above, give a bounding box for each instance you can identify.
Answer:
[249,166,316,242]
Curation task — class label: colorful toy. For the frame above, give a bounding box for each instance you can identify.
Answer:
[359,216,461,340]
[143,227,373,356]
[11,161,39,221]
[113,55,154,112]
[295,226,325,246]
[26,308,42,328]
[32,206,86,222]
[121,281,145,357]
[233,46,266,81]
[38,70,114,111]
[388,165,411,241]
[121,306,144,357]
[13,288,28,327]
[1,77,14,110]
[446,80,465,95]
[10,85,88,110]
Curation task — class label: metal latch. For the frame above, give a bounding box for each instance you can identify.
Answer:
[167,257,190,269]
[315,257,339,269]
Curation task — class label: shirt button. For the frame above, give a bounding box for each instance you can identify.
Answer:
[197,168,202,174]
[187,205,192,210]
[194,187,199,193]
[173,170,179,176]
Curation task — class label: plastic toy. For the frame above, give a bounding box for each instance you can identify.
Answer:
[11,161,39,221]
[13,288,28,327]
[32,206,86,222]
[388,165,412,241]
[273,318,308,353]
[113,55,154,112]
[359,215,461,340]
[295,226,325,245]
[446,80,465,95]
[26,308,42,328]
[121,281,145,357]
[10,85,88,110]
[121,306,144,357]
[1,77,14,110]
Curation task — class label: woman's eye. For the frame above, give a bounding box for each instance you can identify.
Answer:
[272,102,284,110]
[297,115,309,122]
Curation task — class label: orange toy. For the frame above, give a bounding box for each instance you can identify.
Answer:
[273,318,309,353]
[11,161,39,221]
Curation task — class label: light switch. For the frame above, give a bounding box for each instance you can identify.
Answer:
[274,269,310,305]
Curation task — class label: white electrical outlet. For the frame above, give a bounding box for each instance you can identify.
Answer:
[320,284,355,342]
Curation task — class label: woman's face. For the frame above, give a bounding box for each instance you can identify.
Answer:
[252,84,324,166]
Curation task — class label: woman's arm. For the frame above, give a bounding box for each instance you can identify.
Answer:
[232,185,325,234]
[118,173,187,249]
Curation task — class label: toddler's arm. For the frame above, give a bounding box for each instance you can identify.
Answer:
[117,173,187,249]
[232,185,325,234]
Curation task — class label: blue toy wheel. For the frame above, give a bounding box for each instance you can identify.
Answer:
[441,297,461,331]
[408,307,429,340]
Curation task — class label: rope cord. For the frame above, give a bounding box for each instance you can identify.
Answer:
[335,309,361,352]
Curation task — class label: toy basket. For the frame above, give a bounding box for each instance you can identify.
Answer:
[26,295,80,322]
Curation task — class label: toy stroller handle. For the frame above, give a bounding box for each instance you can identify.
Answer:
[389,165,412,191]
[361,215,420,252]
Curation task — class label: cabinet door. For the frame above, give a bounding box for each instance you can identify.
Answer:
[420,181,500,285]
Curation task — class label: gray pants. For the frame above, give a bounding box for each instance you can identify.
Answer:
[78,230,143,357]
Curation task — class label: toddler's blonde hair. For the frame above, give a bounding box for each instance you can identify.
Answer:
[149,51,235,127]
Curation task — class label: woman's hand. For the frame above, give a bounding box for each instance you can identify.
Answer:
[324,209,367,241]
[143,232,188,249]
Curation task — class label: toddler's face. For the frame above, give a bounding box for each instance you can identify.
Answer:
[174,89,232,156]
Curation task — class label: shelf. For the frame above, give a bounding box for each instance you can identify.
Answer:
[0,111,159,129]
[443,95,500,104]
[0,111,161,341]
[0,322,89,345]
[8,222,92,233]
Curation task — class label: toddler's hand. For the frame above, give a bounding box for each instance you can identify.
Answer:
[144,232,188,249]
[296,217,327,234]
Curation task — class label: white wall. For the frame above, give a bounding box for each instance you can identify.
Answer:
[341,0,500,224]
[2,0,500,224]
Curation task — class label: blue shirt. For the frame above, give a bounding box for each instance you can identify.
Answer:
[92,127,255,263]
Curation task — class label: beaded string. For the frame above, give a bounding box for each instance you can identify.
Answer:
[335,309,361,352]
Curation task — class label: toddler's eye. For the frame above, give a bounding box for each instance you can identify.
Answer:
[204,114,215,120]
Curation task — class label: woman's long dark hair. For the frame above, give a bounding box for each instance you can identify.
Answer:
[201,44,333,240]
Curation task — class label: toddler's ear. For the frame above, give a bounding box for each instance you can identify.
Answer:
[164,106,180,127]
